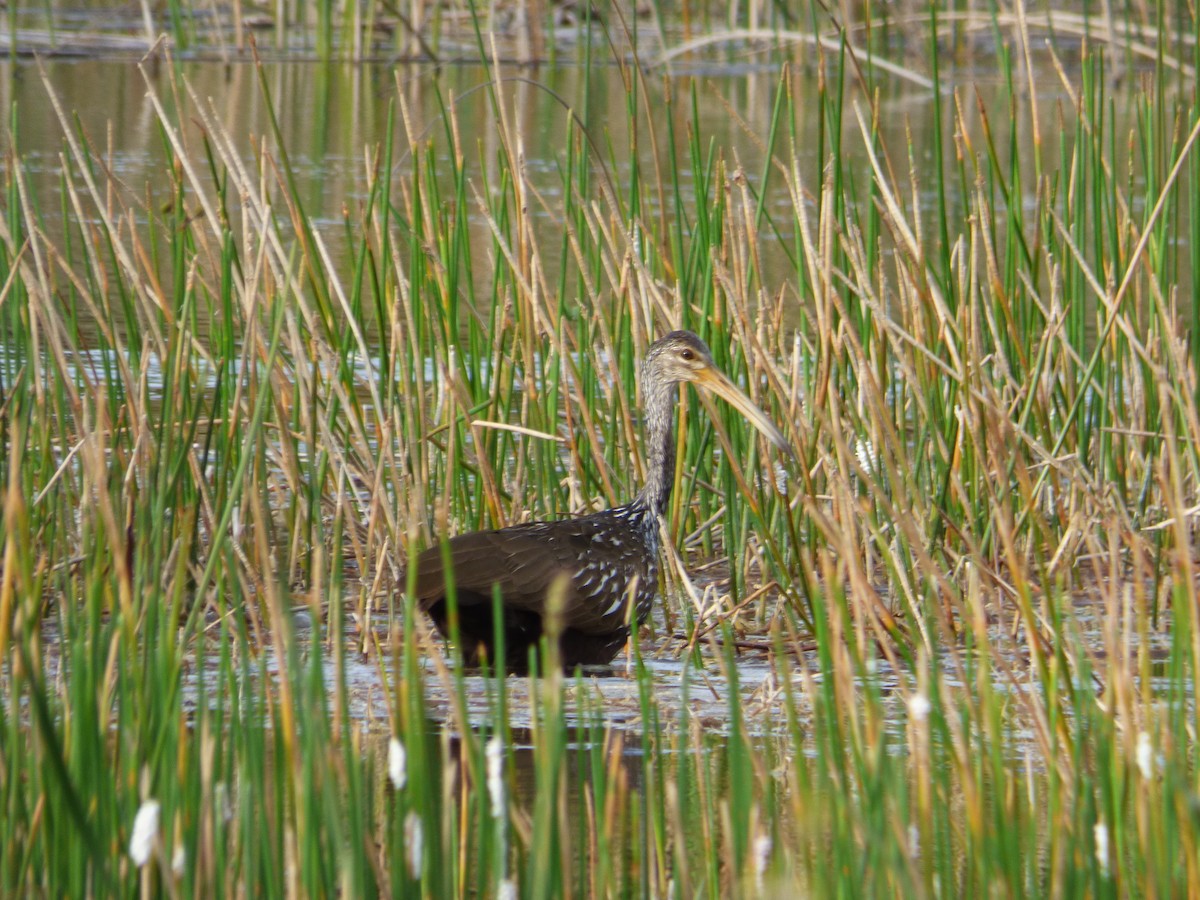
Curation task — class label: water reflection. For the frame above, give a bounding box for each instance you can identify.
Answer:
[4,59,797,220]
[0,56,990,285]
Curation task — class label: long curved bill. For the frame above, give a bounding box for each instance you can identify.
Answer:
[693,366,794,458]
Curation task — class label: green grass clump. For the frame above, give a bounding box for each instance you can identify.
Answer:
[2,2,1200,895]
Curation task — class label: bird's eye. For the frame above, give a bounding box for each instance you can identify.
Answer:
[680,348,695,361]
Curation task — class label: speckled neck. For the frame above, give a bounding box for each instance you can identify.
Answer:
[633,360,678,516]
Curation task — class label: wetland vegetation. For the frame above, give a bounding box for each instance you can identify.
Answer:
[1,1,1199,895]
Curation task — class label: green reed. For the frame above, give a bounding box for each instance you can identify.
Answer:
[1,1,1200,895]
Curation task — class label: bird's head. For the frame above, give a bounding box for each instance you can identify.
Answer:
[643,330,720,384]
[643,330,792,455]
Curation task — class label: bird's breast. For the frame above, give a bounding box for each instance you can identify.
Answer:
[563,506,661,631]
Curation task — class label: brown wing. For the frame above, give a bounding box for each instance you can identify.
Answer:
[411,514,654,636]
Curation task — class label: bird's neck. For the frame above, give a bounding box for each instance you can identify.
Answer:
[633,376,678,516]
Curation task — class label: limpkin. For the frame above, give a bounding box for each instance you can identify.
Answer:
[409,330,789,670]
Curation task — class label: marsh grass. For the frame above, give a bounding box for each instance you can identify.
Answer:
[2,1,1200,895]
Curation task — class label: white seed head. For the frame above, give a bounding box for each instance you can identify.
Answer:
[129,799,161,867]
[855,438,878,472]
[404,811,424,879]
[496,877,517,900]
[753,834,772,889]
[907,693,931,722]
[1136,731,1153,780]
[388,737,407,791]
[1094,821,1110,877]
[486,736,505,818]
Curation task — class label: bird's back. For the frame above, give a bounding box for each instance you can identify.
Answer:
[410,503,661,668]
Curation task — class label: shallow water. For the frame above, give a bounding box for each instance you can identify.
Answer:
[168,573,1180,764]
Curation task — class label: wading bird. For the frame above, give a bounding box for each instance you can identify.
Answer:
[409,330,790,671]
